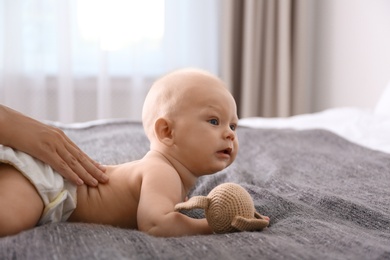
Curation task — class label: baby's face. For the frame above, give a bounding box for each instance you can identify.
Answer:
[171,77,239,176]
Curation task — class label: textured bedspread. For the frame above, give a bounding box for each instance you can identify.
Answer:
[1,121,389,259]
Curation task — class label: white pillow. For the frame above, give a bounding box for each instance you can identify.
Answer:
[374,80,390,116]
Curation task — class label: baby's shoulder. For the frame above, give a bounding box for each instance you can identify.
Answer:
[113,158,177,178]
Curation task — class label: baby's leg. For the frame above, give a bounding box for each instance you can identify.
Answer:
[0,163,44,237]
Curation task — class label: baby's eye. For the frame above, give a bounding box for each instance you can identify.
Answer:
[230,124,237,131]
[208,119,219,125]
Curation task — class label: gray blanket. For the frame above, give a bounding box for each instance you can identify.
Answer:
[1,121,389,260]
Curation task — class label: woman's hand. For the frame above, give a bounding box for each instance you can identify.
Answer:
[0,105,108,186]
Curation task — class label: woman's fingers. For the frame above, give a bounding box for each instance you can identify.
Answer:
[59,139,108,186]
[1,105,108,186]
[39,127,108,186]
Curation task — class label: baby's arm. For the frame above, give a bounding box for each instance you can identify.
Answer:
[137,166,212,237]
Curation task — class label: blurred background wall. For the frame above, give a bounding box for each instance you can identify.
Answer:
[311,0,390,112]
[1,0,389,123]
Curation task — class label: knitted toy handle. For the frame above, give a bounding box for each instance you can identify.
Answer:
[174,196,210,211]
[231,214,269,231]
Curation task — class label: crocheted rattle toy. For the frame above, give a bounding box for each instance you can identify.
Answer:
[174,182,269,234]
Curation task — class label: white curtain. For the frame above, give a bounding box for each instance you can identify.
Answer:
[0,0,220,123]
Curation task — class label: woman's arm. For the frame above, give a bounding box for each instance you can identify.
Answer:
[0,105,108,186]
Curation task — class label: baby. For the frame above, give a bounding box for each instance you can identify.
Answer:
[0,68,239,237]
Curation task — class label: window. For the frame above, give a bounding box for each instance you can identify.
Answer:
[0,0,220,122]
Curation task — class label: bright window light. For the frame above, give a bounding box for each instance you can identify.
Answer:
[77,0,165,51]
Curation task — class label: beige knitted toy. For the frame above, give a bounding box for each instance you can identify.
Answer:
[174,182,269,234]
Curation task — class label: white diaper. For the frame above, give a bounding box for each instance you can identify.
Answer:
[0,145,77,225]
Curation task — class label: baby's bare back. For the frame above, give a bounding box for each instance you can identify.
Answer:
[68,163,142,229]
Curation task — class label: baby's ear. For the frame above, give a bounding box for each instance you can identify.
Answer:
[154,118,174,146]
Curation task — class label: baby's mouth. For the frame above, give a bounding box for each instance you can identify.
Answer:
[219,147,232,155]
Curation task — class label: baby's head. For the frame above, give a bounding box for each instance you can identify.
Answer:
[142,68,239,175]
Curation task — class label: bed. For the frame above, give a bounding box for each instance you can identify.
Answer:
[1,84,390,259]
